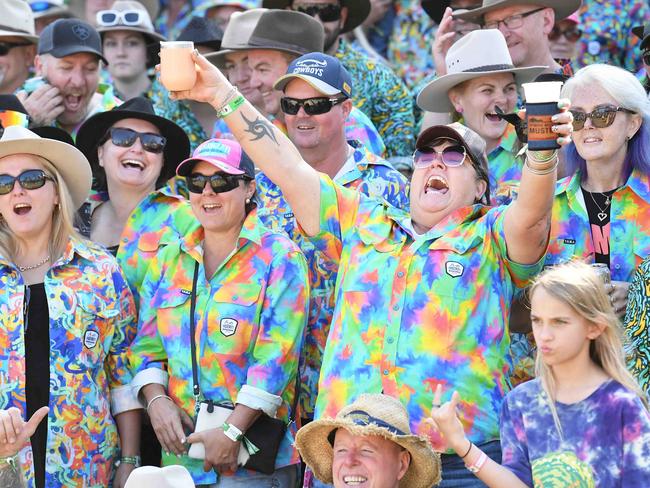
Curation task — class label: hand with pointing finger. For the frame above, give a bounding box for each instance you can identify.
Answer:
[0,406,49,458]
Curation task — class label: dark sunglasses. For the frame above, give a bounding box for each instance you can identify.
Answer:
[549,25,582,42]
[0,169,54,195]
[643,51,650,66]
[280,96,347,116]
[0,41,33,57]
[101,127,166,153]
[413,144,467,169]
[570,105,636,131]
[293,4,342,22]
[186,172,247,194]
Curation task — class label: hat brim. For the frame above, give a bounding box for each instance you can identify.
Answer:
[454,0,581,23]
[261,0,370,32]
[416,124,485,173]
[295,419,441,488]
[274,73,340,95]
[0,30,39,43]
[75,109,190,186]
[0,135,91,209]
[46,45,108,65]
[205,49,241,68]
[32,7,72,20]
[176,157,245,177]
[97,25,166,43]
[417,65,546,113]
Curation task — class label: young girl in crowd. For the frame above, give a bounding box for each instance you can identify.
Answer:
[431,261,650,487]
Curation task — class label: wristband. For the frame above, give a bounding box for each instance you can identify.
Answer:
[525,155,558,175]
[460,441,473,459]
[146,394,173,412]
[222,422,244,442]
[218,94,245,118]
[115,455,141,468]
[465,450,487,474]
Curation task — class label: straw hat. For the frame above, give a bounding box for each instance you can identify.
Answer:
[0,0,39,43]
[0,126,91,209]
[295,394,441,488]
[454,0,582,23]
[69,0,160,24]
[417,29,546,112]
[124,465,194,488]
[261,0,370,33]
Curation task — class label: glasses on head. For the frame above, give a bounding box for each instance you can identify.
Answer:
[570,105,636,131]
[0,169,54,195]
[483,7,545,30]
[96,9,144,27]
[293,4,342,22]
[186,172,246,194]
[412,143,467,169]
[549,25,582,42]
[280,96,347,116]
[0,41,33,57]
[101,127,166,153]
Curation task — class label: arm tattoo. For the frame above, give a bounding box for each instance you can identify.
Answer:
[241,112,279,145]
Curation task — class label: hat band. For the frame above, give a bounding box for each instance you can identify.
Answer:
[343,410,407,436]
[0,24,32,36]
[462,63,515,73]
[247,35,308,54]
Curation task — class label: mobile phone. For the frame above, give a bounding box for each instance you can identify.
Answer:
[23,76,49,94]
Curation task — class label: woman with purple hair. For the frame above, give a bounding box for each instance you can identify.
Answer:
[545,63,650,317]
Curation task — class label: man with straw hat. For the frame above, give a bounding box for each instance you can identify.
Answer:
[0,0,39,95]
[295,394,441,488]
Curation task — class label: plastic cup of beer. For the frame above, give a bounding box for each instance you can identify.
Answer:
[159,41,197,91]
[522,81,563,151]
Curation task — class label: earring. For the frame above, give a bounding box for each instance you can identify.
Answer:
[245,198,251,204]
[455,106,463,114]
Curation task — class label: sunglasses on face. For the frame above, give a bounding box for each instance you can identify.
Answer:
[96,9,144,27]
[570,105,636,131]
[101,127,166,153]
[0,169,54,195]
[0,41,33,57]
[549,25,582,42]
[413,144,467,169]
[280,96,347,116]
[186,172,246,194]
[293,3,342,22]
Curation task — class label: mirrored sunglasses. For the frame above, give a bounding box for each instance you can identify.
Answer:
[0,41,33,57]
[413,144,467,169]
[0,169,54,195]
[186,172,246,194]
[96,9,143,27]
[570,105,635,131]
[293,4,342,22]
[280,96,347,116]
[101,127,166,153]
[549,26,582,42]
[0,111,30,130]
[29,1,58,13]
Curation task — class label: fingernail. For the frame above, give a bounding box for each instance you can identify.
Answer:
[181,437,186,444]
[557,100,569,109]
[551,115,559,122]
[193,49,199,56]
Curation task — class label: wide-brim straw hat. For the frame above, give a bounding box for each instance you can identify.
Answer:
[295,394,441,488]
[69,0,160,24]
[454,0,582,23]
[261,0,370,33]
[124,465,194,488]
[417,29,546,113]
[0,0,39,43]
[0,126,91,209]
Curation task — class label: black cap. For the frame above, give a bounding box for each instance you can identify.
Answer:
[38,18,108,64]
[178,16,223,51]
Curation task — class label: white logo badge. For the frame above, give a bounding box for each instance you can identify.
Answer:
[83,329,99,349]
[220,318,238,337]
[445,261,464,278]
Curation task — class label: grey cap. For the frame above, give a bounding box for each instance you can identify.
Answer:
[38,18,107,64]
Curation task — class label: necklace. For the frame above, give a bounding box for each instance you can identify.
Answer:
[18,255,50,272]
[587,190,612,222]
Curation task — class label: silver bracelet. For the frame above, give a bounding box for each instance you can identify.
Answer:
[525,156,559,175]
[215,87,239,114]
[146,394,173,412]
[526,149,559,164]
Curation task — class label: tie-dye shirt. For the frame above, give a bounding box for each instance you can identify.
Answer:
[501,379,650,487]
[489,125,524,206]
[545,168,650,281]
[311,175,542,450]
[624,255,650,393]
[0,238,138,488]
[128,211,309,485]
[256,144,409,418]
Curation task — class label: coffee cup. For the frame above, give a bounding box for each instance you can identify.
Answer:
[159,41,197,91]
[522,81,563,151]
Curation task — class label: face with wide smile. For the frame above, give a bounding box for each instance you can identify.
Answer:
[248,49,292,116]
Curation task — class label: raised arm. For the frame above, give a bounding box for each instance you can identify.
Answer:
[168,52,321,235]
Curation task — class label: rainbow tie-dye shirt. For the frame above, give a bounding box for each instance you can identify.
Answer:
[311,175,542,450]
[0,238,138,487]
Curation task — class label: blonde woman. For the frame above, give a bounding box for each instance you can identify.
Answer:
[430,262,650,486]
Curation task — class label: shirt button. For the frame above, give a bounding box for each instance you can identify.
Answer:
[387,337,394,344]
[383,370,389,375]
[122,238,128,243]
[614,264,620,270]
[232,295,239,300]
[397,271,404,278]
[393,304,399,311]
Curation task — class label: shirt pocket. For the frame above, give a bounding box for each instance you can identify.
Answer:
[74,293,119,371]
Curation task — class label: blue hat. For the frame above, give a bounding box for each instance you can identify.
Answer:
[273,52,352,98]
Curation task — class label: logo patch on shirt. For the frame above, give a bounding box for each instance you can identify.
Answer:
[83,329,99,349]
[284,212,294,219]
[220,318,238,337]
[180,289,191,295]
[445,261,464,278]
[563,238,576,245]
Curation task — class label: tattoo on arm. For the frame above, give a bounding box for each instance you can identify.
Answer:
[241,112,279,145]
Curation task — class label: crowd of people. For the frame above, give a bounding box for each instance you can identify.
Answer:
[0,0,649,487]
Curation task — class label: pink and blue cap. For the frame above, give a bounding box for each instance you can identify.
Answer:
[176,138,255,178]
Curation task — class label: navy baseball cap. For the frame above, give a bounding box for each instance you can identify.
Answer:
[274,52,352,98]
[38,18,107,64]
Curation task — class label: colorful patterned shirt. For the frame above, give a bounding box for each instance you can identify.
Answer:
[576,0,650,73]
[128,211,309,484]
[154,2,197,41]
[545,169,650,282]
[501,379,650,487]
[255,144,409,418]
[0,238,138,487]
[311,175,542,450]
[336,38,415,160]
[488,125,524,206]
[624,255,650,393]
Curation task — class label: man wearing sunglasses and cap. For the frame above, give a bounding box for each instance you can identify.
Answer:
[0,0,39,96]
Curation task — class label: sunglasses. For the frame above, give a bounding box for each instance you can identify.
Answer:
[293,4,342,22]
[280,96,347,116]
[0,169,54,196]
[186,172,246,194]
[29,1,57,13]
[101,127,166,153]
[0,41,33,57]
[570,105,636,131]
[96,9,143,27]
[643,51,650,66]
[413,144,467,169]
[0,111,30,130]
[549,25,582,42]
